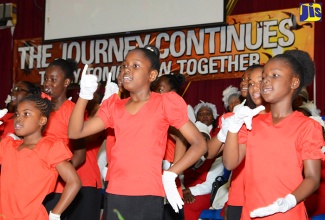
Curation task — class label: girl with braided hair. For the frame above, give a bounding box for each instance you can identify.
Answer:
[0,93,81,220]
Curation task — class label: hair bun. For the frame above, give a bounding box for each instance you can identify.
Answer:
[144,45,160,57]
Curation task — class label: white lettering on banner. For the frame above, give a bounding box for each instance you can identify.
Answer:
[18,45,53,69]
[19,17,295,83]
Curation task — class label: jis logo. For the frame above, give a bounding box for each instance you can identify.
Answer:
[300,3,322,22]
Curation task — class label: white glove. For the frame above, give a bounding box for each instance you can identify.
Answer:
[101,166,108,180]
[250,194,296,218]
[162,171,184,213]
[101,72,119,104]
[49,211,61,220]
[7,133,21,140]
[4,95,11,105]
[162,160,172,171]
[79,64,98,100]
[228,101,265,133]
[217,116,230,143]
[0,108,8,119]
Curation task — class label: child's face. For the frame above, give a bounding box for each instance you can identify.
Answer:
[261,58,298,104]
[240,69,251,98]
[44,66,70,99]
[248,67,264,106]
[14,100,46,137]
[228,95,241,112]
[10,82,29,108]
[154,77,172,94]
[120,50,157,92]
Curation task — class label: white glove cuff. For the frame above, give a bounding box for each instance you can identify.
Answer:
[49,211,61,220]
[217,130,226,143]
[285,194,297,209]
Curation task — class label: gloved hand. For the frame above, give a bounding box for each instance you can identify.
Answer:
[0,108,8,119]
[217,116,230,143]
[101,72,119,104]
[162,160,172,171]
[250,194,297,218]
[228,100,265,133]
[4,95,11,105]
[49,211,61,220]
[79,64,98,100]
[7,133,21,140]
[162,171,184,213]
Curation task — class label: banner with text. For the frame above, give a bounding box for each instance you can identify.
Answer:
[13,7,314,85]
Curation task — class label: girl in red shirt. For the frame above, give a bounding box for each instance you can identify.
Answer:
[68,45,207,220]
[0,93,80,220]
[223,50,325,220]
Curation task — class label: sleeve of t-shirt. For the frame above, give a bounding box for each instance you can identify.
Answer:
[0,136,16,164]
[162,92,189,129]
[47,140,73,169]
[299,120,325,161]
[97,94,120,129]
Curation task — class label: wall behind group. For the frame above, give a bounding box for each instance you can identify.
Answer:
[0,0,324,117]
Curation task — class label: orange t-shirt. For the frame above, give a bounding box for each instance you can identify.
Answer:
[105,128,115,182]
[0,136,72,220]
[163,134,176,162]
[77,129,107,189]
[97,92,189,196]
[238,111,325,220]
[43,100,75,193]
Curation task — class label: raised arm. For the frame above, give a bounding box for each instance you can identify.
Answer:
[68,65,105,139]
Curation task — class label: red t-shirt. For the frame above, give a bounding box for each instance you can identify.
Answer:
[43,100,75,193]
[164,134,176,162]
[238,111,325,220]
[77,129,107,189]
[0,136,72,219]
[97,92,189,196]
[305,154,325,218]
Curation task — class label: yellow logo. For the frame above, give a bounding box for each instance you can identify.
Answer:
[300,3,322,22]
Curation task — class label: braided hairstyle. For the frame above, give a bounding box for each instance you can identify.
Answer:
[48,58,77,83]
[20,93,55,132]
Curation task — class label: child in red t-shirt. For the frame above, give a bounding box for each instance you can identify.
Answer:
[0,93,81,220]
[68,45,207,220]
[223,50,325,220]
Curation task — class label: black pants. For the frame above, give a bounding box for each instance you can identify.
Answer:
[227,205,243,220]
[65,186,102,220]
[104,193,164,220]
[43,187,101,220]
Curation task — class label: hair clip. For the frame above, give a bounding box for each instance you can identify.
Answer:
[41,92,52,101]
[145,46,155,52]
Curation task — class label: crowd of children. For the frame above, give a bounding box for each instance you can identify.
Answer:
[0,46,324,220]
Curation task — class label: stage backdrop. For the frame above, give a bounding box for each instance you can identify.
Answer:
[13,7,314,86]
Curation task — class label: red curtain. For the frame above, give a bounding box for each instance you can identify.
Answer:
[0,0,324,116]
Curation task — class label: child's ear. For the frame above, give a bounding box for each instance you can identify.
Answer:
[64,78,71,87]
[149,70,158,82]
[39,116,47,126]
[291,78,300,89]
